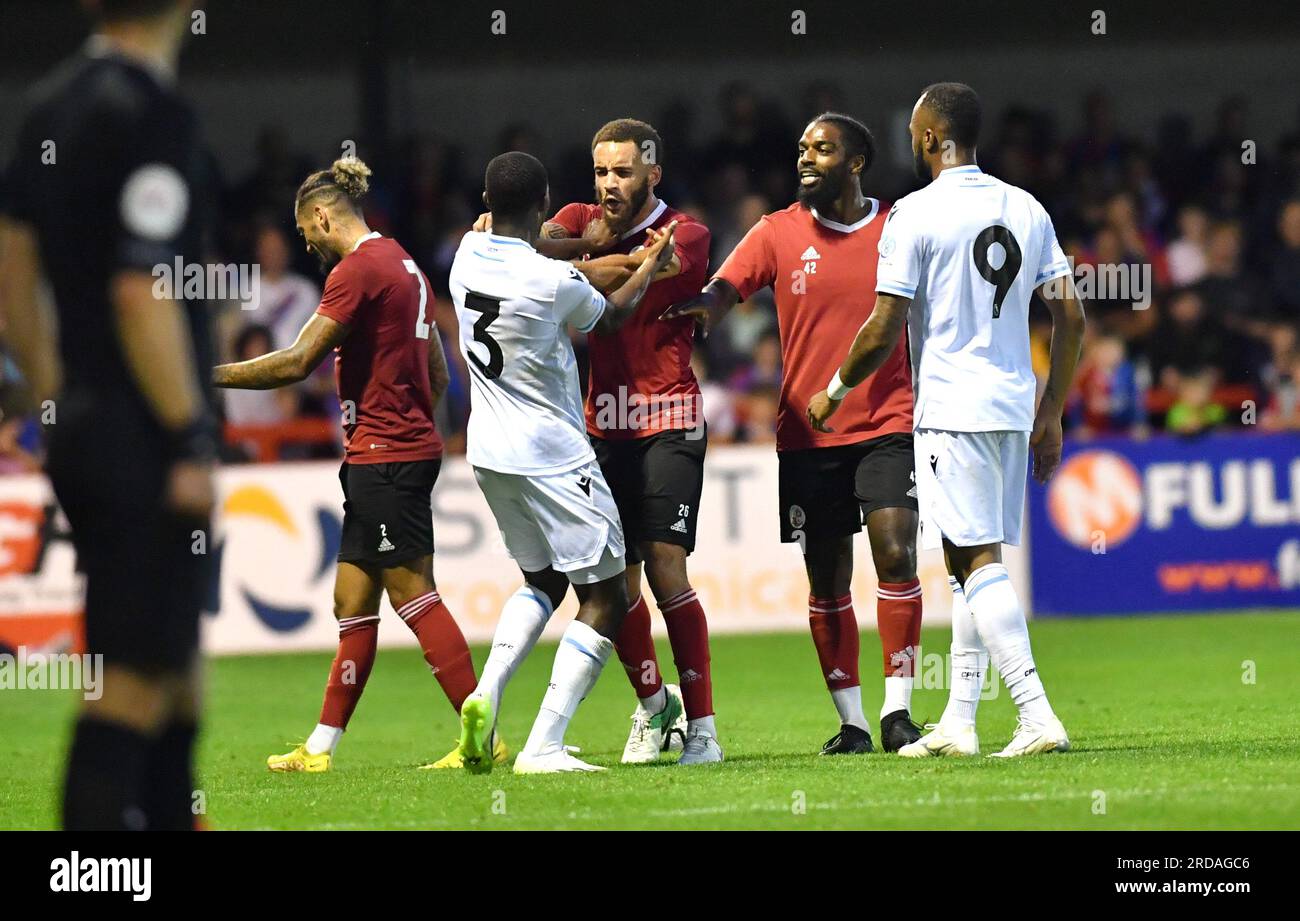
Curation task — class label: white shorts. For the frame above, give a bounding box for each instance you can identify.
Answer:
[474,459,626,585]
[913,429,1029,551]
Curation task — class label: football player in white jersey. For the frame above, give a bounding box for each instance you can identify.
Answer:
[808,83,1086,758]
[449,151,677,774]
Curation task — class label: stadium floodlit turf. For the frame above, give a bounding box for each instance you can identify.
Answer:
[3,612,1298,830]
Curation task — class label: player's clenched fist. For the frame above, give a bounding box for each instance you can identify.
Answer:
[806,390,840,433]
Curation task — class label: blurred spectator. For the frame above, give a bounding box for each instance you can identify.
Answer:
[691,352,737,443]
[1165,367,1228,435]
[1070,332,1142,434]
[251,223,322,349]
[1269,198,1300,322]
[729,329,782,394]
[1167,204,1211,286]
[223,325,298,428]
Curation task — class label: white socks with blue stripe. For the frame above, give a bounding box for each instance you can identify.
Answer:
[963,563,1056,728]
[477,585,554,721]
[940,576,988,730]
[523,620,613,755]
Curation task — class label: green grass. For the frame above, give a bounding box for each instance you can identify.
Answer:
[3,612,1299,830]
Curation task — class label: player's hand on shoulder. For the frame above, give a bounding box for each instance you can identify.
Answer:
[1030,408,1064,484]
[473,212,492,233]
[166,458,215,520]
[806,390,839,433]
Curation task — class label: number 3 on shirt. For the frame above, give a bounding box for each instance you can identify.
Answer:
[972,225,1022,319]
[464,292,505,380]
[403,259,431,339]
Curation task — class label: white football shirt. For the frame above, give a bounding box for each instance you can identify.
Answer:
[875,165,1071,433]
[449,231,607,475]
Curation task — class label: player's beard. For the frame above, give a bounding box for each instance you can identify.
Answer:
[310,243,340,275]
[796,168,845,211]
[912,144,930,183]
[601,179,650,235]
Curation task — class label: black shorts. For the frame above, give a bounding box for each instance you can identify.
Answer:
[592,426,706,565]
[338,459,440,566]
[46,401,212,673]
[778,433,917,543]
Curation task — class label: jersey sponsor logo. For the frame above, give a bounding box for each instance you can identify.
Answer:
[929,454,938,475]
[577,474,592,496]
[826,667,850,681]
[670,518,688,534]
[1047,450,1143,549]
[377,523,396,552]
[788,504,807,528]
[799,245,821,261]
[878,235,896,258]
[679,668,702,683]
[120,163,190,241]
[369,443,388,450]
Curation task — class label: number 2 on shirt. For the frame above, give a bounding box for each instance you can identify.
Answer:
[403,259,431,339]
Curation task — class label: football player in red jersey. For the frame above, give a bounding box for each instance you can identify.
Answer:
[214,157,489,772]
[665,114,925,755]
[477,119,721,764]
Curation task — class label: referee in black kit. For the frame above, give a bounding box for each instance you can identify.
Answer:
[0,0,216,830]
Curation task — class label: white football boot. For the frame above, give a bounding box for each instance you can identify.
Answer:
[513,743,606,774]
[620,684,685,764]
[677,726,724,765]
[989,716,1070,757]
[897,722,980,758]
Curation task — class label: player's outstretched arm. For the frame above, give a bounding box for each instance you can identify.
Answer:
[807,292,911,433]
[658,277,741,337]
[592,221,677,335]
[213,313,349,390]
[1030,276,1086,483]
[0,217,61,406]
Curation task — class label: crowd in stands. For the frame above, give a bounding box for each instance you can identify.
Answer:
[3,84,1299,467]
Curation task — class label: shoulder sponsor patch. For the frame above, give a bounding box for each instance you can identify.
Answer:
[120,163,189,241]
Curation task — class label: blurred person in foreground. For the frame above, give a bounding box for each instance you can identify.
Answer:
[0,0,215,829]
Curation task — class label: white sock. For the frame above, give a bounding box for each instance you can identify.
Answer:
[305,723,342,756]
[637,686,667,716]
[688,715,717,737]
[940,575,988,730]
[830,686,869,732]
[964,563,1056,727]
[477,585,554,720]
[523,620,613,755]
[881,676,912,719]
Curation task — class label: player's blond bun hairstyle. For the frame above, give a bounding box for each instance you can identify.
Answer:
[295,156,372,213]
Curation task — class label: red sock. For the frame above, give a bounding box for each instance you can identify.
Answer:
[319,614,379,729]
[808,594,860,691]
[397,590,477,713]
[660,588,713,719]
[614,595,663,700]
[876,579,923,676]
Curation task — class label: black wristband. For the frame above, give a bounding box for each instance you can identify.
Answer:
[168,416,218,463]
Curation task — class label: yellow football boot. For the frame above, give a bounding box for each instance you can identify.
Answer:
[267,743,331,773]
[420,731,509,770]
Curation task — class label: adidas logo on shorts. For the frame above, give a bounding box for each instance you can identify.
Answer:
[670,518,688,534]
[377,524,396,552]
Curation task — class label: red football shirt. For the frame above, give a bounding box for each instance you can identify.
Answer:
[551,200,710,440]
[315,234,443,464]
[714,201,913,451]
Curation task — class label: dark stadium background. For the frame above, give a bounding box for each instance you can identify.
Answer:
[2,0,1299,463]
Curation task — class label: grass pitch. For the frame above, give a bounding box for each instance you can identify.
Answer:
[3,612,1298,830]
